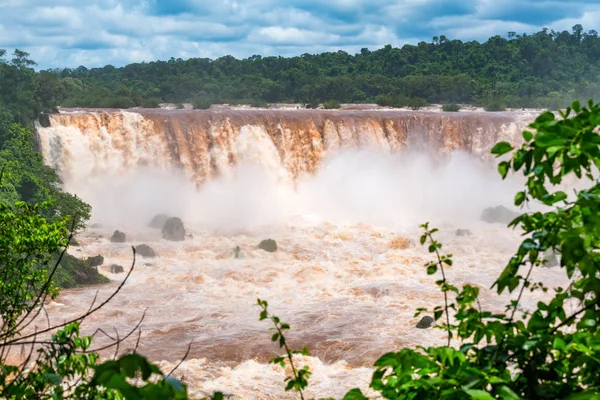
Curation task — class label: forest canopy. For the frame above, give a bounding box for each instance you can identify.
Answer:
[40,25,600,110]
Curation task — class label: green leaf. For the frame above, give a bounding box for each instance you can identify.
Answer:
[466,389,495,399]
[498,161,510,178]
[43,373,63,385]
[497,385,521,400]
[522,131,533,141]
[491,142,514,156]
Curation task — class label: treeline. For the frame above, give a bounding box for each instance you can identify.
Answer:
[47,25,600,110]
[0,49,98,287]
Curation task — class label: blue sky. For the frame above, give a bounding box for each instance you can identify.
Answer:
[1,0,599,69]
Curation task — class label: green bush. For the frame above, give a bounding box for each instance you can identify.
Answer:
[484,100,506,111]
[140,97,161,108]
[258,239,277,252]
[442,103,461,112]
[193,97,213,110]
[376,94,408,108]
[175,102,184,109]
[407,97,428,110]
[323,99,341,109]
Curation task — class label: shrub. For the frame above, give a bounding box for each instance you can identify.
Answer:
[407,97,428,110]
[193,97,213,110]
[484,100,506,111]
[258,239,277,252]
[323,99,341,109]
[140,97,161,108]
[442,103,461,112]
[376,94,408,108]
[175,102,184,109]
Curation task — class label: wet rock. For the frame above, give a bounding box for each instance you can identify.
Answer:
[416,316,434,329]
[110,264,124,274]
[161,217,186,241]
[136,244,157,258]
[86,255,104,267]
[456,229,472,237]
[149,213,171,229]
[90,223,103,229]
[258,239,277,253]
[110,230,127,243]
[69,236,80,247]
[38,112,51,128]
[481,205,519,224]
[56,253,108,288]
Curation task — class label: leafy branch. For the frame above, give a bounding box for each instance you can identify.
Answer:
[257,299,311,399]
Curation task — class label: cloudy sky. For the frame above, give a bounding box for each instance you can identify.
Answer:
[1,0,600,69]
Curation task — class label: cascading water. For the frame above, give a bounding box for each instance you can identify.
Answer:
[35,108,566,399]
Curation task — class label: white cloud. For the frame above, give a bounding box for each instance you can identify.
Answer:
[0,0,599,68]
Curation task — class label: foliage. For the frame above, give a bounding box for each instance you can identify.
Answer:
[407,97,428,110]
[442,103,461,112]
[0,50,91,232]
[258,299,311,399]
[0,201,66,331]
[258,238,278,252]
[323,100,341,109]
[35,26,600,110]
[484,100,507,112]
[0,203,189,399]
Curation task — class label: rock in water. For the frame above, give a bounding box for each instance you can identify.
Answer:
[258,239,277,253]
[149,214,171,229]
[481,206,519,224]
[110,264,124,273]
[136,244,157,258]
[69,236,80,247]
[110,230,127,243]
[456,229,472,236]
[161,217,186,241]
[87,255,104,267]
[229,246,245,259]
[416,316,434,329]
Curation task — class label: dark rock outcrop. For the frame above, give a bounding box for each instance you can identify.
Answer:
[456,229,472,237]
[258,239,277,253]
[149,214,171,229]
[481,205,519,224]
[161,217,186,241]
[55,253,109,288]
[110,264,125,273]
[416,316,434,329]
[110,230,127,243]
[69,236,80,247]
[87,255,104,267]
[136,244,157,258]
[38,113,51,128]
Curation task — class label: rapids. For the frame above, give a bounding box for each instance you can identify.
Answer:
[35,108,569,399]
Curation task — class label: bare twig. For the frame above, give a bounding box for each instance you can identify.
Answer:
[3,247,136,347]
[167,343,193,377]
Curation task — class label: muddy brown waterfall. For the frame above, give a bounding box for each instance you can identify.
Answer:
[37,108,531,190]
